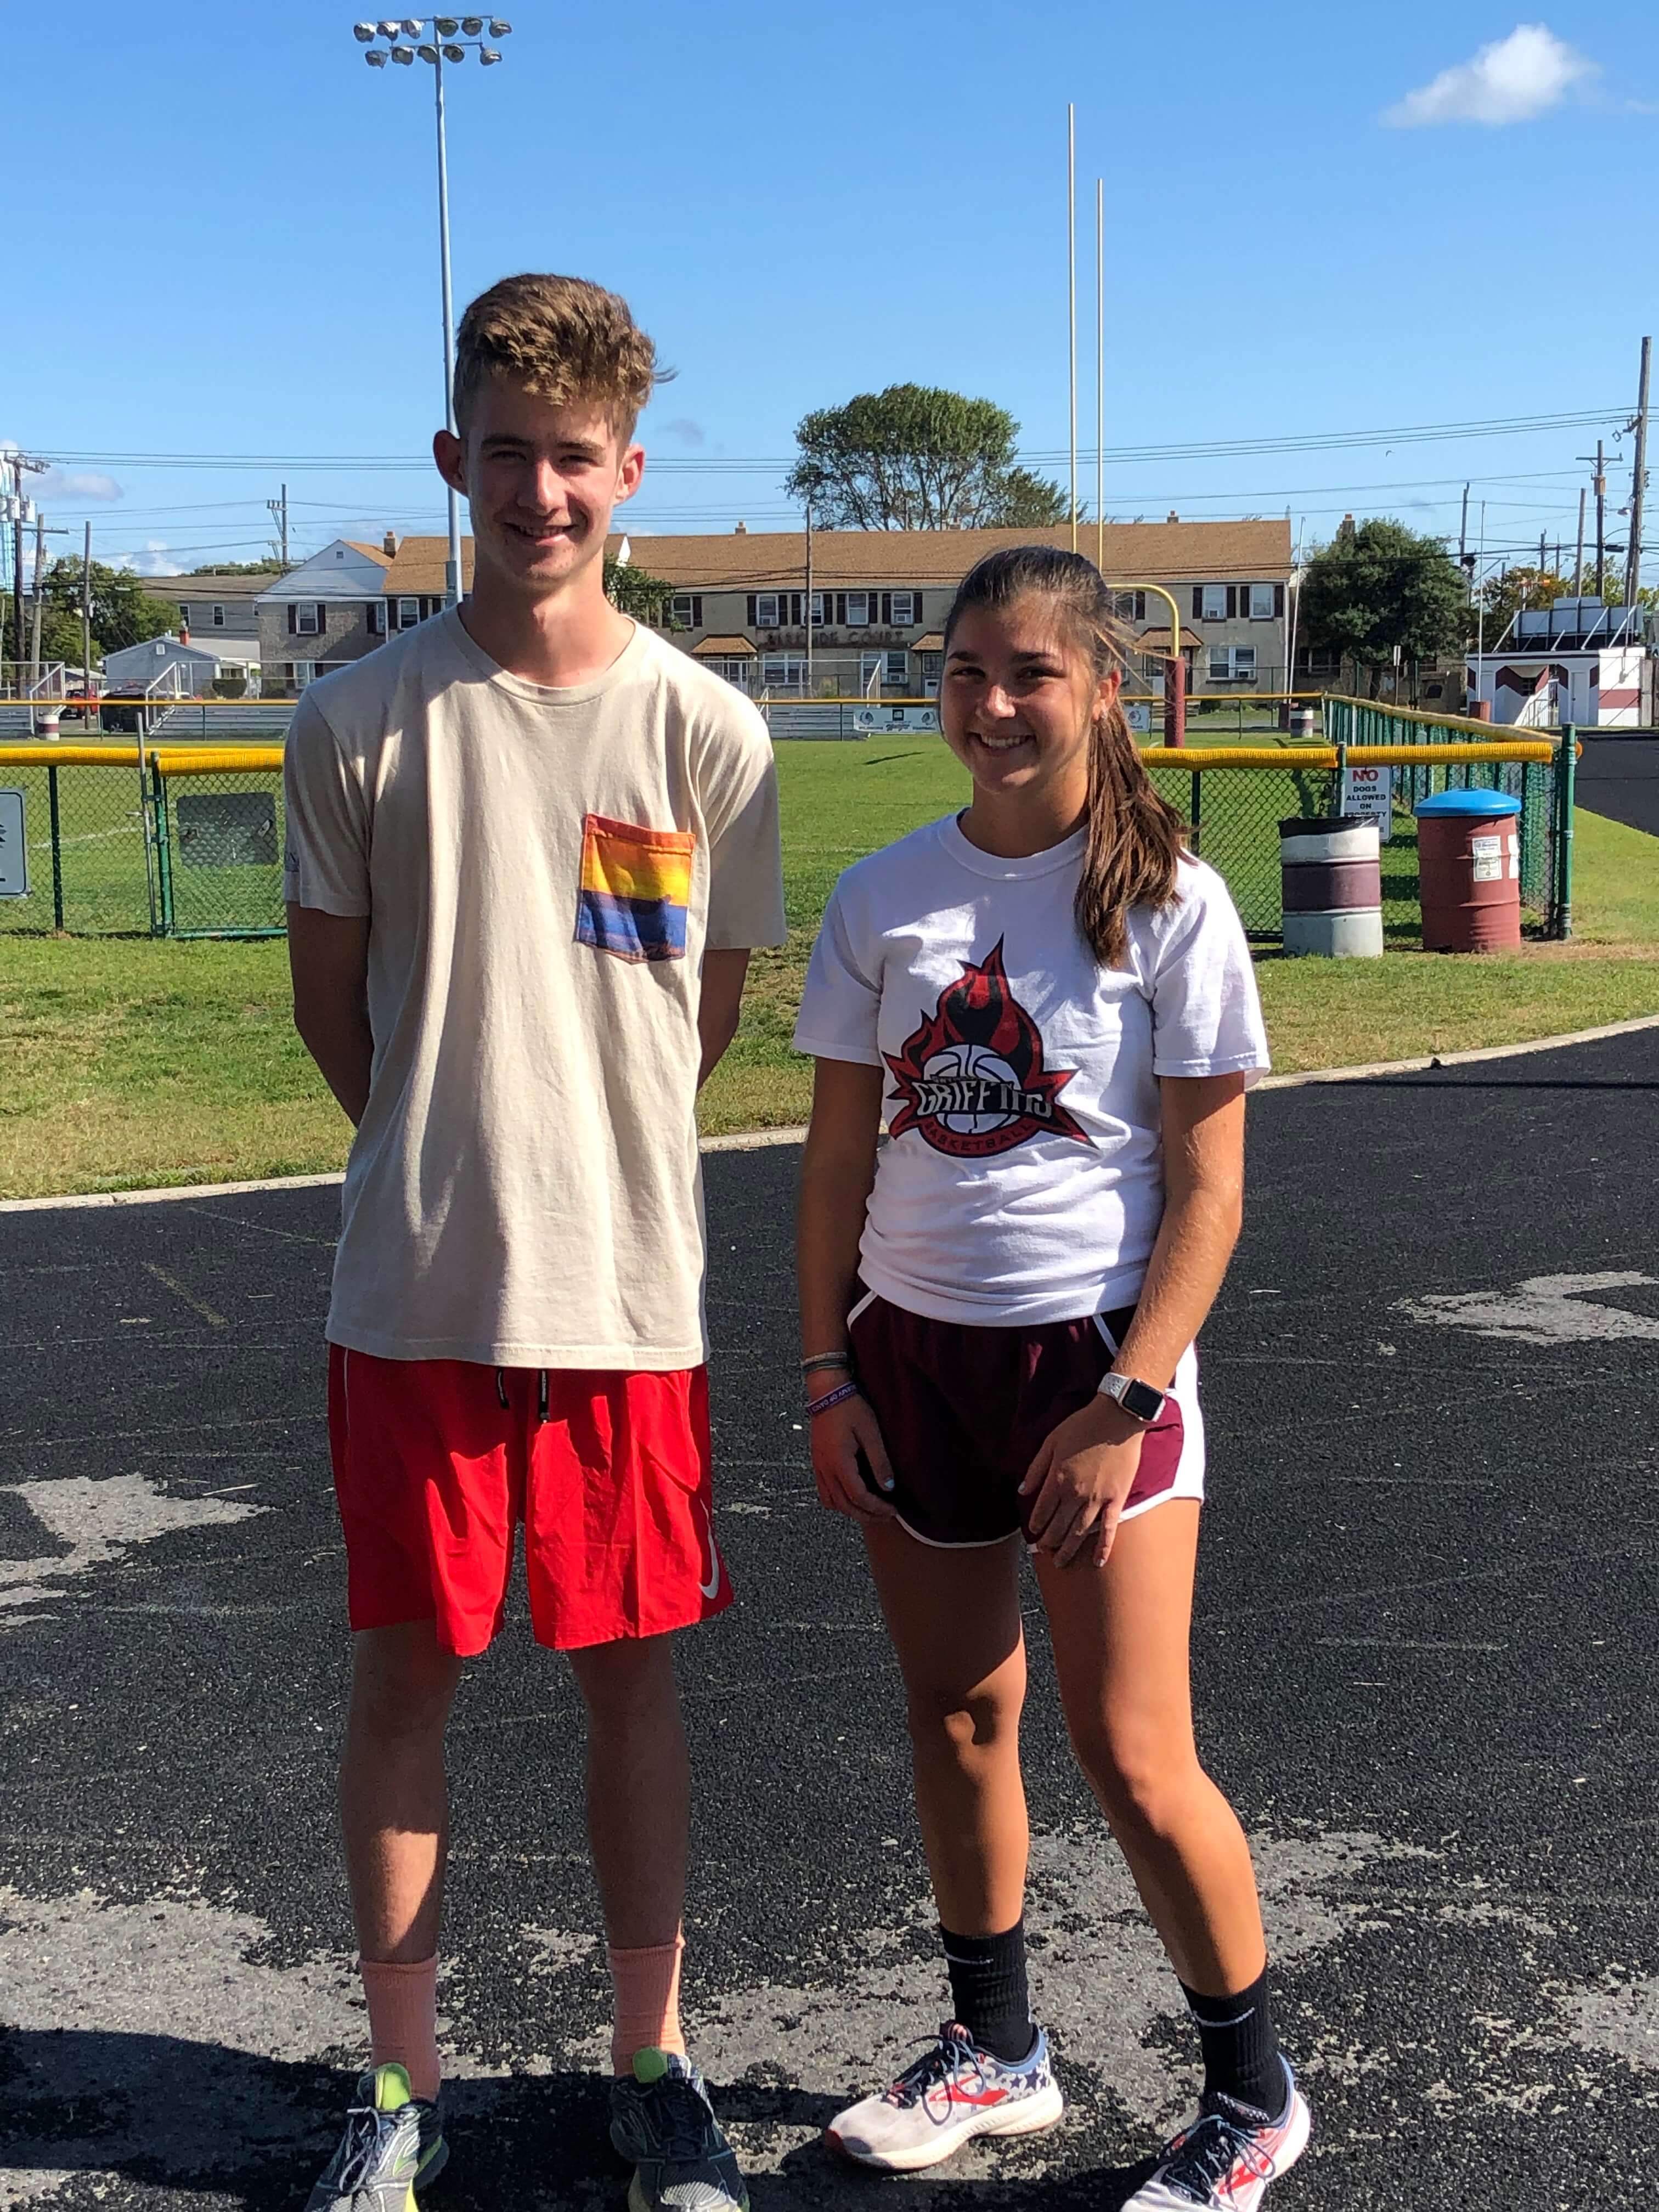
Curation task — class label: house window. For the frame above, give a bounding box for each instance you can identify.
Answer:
[846,592,870,627]
[292,660,317,688]
[1113,590,1147,623]
[708,658,752,690]
[761,652,807,689]
[398,597,420,629]
[211,604,225,628]
[1209,646,1257,682]
[1249,583,1278,619]
[670,594,704,629]
[919,651,944,695]
[755,592,782,628]
[368,600,387,636]
[176,603,190,624]
[885,650,909,688]
[291,602,321,635]
[1200,584,1228,621]
[890,591,917,626]
[810,591,825,625]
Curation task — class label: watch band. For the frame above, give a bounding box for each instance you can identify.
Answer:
[1096,1370,1166,1424]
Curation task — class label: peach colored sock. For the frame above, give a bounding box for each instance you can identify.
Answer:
[608,1934,686,2076]
[359,1955,442,2104]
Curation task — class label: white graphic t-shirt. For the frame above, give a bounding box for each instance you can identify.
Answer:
[283,610,786,1370]
[793,815,1269,1327]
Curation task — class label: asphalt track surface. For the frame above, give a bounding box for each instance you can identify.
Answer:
[1576,738,1659,838]
[3,1029,1657,2211]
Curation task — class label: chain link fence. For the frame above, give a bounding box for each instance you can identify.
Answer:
[1,710,1572,944]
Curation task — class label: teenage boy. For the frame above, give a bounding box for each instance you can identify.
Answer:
[284,273,785,2212]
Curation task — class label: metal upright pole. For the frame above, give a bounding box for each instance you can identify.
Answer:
[1095,176,1104,573]
[1626,336,1650,613]
[1066,104,1077,554]
[81,520,93,720]
[804,499,814,701]
[1595,439,1607,599]
[435,46,463,607]
[1575,488,1587,597]
[30,509,45,685]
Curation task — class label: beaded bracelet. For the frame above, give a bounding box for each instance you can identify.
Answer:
[806,1380,861,1418]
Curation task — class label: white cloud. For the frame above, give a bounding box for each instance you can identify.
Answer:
[0,441,123,507]
[1384,24,1596,128]
[114,539,180,577]
[660,416,706,445]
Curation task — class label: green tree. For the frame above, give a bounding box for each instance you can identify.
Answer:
[785,385,1071,529]
[1298,518,1465,693]
[603,558,675,624]
[38,558,180,658]
[188,558,286,575]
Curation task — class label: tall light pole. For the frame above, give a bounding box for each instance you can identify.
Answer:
[355,16,513,607]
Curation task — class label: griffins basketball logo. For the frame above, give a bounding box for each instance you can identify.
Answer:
[884,940,1090,1159]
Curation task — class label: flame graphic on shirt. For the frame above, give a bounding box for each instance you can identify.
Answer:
[883,940,1090,1159]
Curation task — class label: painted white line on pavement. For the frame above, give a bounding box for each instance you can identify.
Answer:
[3,1010,1657,1216]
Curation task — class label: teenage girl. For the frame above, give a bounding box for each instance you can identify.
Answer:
[793,546,1310,2209]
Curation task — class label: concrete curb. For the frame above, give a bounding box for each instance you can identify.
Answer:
[4,1012,1657,1216]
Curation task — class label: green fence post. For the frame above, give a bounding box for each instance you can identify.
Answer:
[1556,725,1576,940]
[151,759,174,936]
[46,765,64,931]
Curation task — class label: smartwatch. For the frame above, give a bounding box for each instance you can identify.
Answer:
[1097,1370,1166,1424]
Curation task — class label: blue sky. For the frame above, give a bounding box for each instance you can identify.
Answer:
[9,1,1658,582]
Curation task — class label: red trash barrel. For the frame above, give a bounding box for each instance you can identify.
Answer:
[1413,788,1522,952]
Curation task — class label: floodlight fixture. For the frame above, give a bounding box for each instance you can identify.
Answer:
[390,42,414,60]
[353,20,377,38]
[479,44,500,61]
[402,16,422,31]
[365,44,388,61]
[461,14,483,30]
[443,41,464,59]
[435,14,459,30]
[377,18,401,32]
[488,18,510,32]
[417,40,438,58]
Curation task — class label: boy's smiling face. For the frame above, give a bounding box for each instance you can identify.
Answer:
[435,374,644,599]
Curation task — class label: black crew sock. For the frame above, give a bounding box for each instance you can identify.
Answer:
[1178,1967,1288,2120]
[939,1918,1036,2064]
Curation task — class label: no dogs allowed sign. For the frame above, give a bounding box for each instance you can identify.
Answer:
[1341,763,1395,844]
[0,791,26,898]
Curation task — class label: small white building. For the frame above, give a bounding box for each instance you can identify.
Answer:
[101,633,224,693]
[1468,599,1654,729]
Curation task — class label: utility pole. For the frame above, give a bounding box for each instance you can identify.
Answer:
[1575,487,1587,595]
[803,498,814,701]
[1626,335,1651,612]
[1459,482,1470,566]
[81,520,93,706]
[1579,440,1609,597]
[267,483,290,568]
[6,450,48,678]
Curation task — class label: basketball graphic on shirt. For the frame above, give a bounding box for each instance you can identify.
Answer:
[884,940,1090,1159]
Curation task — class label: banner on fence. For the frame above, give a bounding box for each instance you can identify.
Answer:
[852,704,939,733]
[0,791,26,897]
[176,791,278,869]
[1341,762,1395,843]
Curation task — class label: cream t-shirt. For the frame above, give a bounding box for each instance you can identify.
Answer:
[282,608,786,1369]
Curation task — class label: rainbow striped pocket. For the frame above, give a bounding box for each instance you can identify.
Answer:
[576,813,695,964]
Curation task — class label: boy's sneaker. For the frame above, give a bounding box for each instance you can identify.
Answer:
[304,2062,448,2211]
[1125,2065,1311,2209]
[608,2048,749,2212]
[825,2019,1063,2173]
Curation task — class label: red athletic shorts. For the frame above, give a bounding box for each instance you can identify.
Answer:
[848,1291,1205,1548]
[326,1347,732,1656]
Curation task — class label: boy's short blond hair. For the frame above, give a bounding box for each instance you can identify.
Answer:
[453,273,663,442]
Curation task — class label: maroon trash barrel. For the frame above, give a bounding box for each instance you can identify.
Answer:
[1413,789,1522,953]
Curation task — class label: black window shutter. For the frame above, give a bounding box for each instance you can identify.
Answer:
[912,592,922,624]
[693,596,703,627]
[1192,587,1203,620]
[836,592,847,625]
[881,591,891,625]
[747,595,757,625]
[1275,583,1286,617]
[287,603,297,634]
[1227,586,1238,619]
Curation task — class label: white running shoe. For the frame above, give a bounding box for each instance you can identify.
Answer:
[825,2020,1063,2174]
[1125,2067,1311,2209]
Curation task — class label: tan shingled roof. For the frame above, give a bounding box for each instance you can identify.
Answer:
[377,518,1293,599]
[692,635,758,657]
[345,541,394,567]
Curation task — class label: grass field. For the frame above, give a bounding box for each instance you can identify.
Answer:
[2,740,1656,1200]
